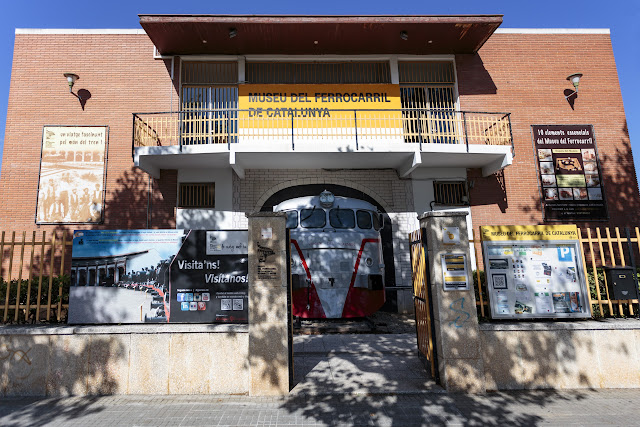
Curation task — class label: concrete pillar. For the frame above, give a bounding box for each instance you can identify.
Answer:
[418,211,485,393]
[246,212,291,396]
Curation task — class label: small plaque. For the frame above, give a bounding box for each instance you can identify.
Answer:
[441,254,469,291]
[443,227,460,245]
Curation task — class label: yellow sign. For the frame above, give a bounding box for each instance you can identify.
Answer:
[238,84,402,130]
[480,225,579,241]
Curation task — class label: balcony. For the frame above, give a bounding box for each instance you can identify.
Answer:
[132,109,513,178]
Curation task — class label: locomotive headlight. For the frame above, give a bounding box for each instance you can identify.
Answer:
[365,257,373,267]
[319,190,335,208]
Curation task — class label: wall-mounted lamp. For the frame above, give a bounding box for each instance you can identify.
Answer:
[64,72,79,93]
[565,73,583,99]
[229,28,238,38]
[400,31,408,41]
[63,72,90,109]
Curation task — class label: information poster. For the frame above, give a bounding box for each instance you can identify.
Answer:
[441,254,469,291]
[68,229,248,324]
[169,230,248,323]
[532,124,607,221]
[37,126,108,223]
[481,225,591,319]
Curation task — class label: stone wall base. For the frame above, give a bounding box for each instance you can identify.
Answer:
[481,320,640,390]
[0,325,249,396]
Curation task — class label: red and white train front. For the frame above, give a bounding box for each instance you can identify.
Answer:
[274,191,385,318]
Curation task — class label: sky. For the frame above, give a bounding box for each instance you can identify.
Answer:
[0,0,638,177]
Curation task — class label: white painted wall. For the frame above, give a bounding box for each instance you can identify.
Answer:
[411,167,468,216]
[410,168,476,266]
[176,168,238,229]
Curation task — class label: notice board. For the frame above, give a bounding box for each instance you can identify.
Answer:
[532,124,607,221]
[481,225,591,319]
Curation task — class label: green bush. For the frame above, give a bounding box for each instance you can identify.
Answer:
[0,274,70,323]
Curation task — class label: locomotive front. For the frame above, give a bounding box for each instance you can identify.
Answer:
[274,191,385,318]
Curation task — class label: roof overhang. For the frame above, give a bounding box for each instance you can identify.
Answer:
[139,14,503,56]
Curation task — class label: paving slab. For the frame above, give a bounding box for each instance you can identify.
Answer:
[3,390,640,426]
[291,333,439,396]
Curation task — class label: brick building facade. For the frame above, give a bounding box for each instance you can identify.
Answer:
[0,16,638,312]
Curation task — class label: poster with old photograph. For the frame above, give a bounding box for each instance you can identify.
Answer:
[36,126,108,223]
[68,229,248,324]
[532,124,607,221]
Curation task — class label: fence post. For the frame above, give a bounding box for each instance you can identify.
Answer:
[418,111,424,151]
[625,227,640,317]
[46,233,56,321]
[131,114,136,161]
[227,111,232,150]
[3,232,15,322]
[57,232,67,321]
[25,231,36,322]
[36,231,45,322]
[14,231,26,322]
[507,113,515,158]
[179,111,184,152]
[291,115,295,150]
[463,112,469,152]
[353,110,359,150]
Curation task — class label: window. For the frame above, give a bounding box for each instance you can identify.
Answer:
[285,211,298,229]
[178,183,215,208]
[433,181,468,206]
[399,61,457,144]
[356,210,372,229]
[300,208,326,228]
[372,212,382,230]
[181,62,239,145]
[329,208,355,229]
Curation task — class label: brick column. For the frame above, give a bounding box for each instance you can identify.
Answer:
[418,211,485,393]
[246,212,291,396]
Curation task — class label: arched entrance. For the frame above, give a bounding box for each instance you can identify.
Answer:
[259,183,397,304]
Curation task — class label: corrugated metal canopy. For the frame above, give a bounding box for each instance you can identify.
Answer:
[139,15,503,55]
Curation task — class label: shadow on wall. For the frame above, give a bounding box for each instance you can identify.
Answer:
[106,169,177,230]
[1,334,127,399]
[455,54,497,96]
[515,120,640,226]
[0,167,178,324]
[468,169,508,213]
[176,209,234,230]
[595,122,640,227]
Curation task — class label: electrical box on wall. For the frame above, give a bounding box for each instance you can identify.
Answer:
[603,266,637,300]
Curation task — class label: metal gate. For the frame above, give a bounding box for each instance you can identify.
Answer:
[409,228,439,381]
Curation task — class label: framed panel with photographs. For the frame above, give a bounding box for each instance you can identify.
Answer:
[532,124,607,221]
[36,126,108,224]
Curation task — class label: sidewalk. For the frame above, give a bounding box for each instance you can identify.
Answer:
[2,389,640,426]
[292,333,440,395]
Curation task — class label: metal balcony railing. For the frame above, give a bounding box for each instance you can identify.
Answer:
[132,109,513,153]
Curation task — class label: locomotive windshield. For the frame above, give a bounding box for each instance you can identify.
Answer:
[285,207,381,230]
[357,210,372,229]
[329,207,355,228]
[300,208,326,228]
[285,211,298,228]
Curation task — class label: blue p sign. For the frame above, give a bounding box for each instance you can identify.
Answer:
[557,247,572,262]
